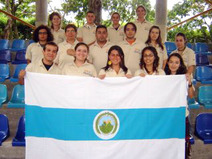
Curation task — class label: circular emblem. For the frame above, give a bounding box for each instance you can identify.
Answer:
[93,111,119,140]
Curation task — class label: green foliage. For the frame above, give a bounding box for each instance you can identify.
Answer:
[100,121,113,134]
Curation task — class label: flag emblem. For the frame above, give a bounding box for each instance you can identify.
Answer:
[93,111,120,140]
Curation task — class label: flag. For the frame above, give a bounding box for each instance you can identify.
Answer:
[25,72,187,159]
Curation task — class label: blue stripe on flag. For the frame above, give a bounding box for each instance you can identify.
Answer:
[26,105,185,140]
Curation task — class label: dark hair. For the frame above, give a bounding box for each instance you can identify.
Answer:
[165,53,187,75]
[74,42,89,52]
[145,26,164,50]
[33,25,54,42]
[65,24,77,33]
[87,11,95,15]
[111,12,120,18]
[175,32,187,44]
[96,25,107,33]
[49,12,61,29]
[124,22,137,33]
[43,41,58,52]
[103,45,128,74]
[140,46,159,74]
[136,5,146,13]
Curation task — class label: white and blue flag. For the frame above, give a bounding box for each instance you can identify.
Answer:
[25,72,187,159]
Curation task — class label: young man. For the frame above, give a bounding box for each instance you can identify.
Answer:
[25,25,54,64]
[134,5,153,43]
[89,25,113,73]
[19,42,61,84]
[118,22,145,74]
[107,12,124,44]
[77,11,96,46]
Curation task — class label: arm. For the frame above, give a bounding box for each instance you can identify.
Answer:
[186,74,195,98]
[187,65,195,75]
[162,59,167,70]
[18,70,26,85]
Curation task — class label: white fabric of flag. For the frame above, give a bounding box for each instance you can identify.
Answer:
[25,72,187,159]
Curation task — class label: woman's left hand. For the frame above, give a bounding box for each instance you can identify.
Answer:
[125,74,132,79]
[186,73,192,85]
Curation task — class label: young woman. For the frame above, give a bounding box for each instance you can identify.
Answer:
[49,12,65,44]
[165,53,194,158]
[98,45,132,79]
[134,46,165,76]
[171,32,196,75]
[62,42,97,77]
[145,25,168,69]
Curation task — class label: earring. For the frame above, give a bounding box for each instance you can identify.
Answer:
[108,61,112,65]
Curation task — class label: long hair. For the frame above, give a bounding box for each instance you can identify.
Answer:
[33,25,54,42]
[103,45,128,74]
[165,53,187,75]
[49,12,62,29]
[74,42,89,63]
[145,25,164,50]
[140,46,159,74]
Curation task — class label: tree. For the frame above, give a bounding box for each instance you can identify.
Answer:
[0,0,35,39]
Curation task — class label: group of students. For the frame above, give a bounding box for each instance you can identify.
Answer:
[19,5,196,158]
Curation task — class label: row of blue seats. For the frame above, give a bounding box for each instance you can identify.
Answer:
[165,42,212,55]
[0,39,211,54]
[0,64,27,82]
[0,84,211,109]
[0,39,34,52]
[1,113,211,146]
[0,114,25,146]
[195,65,212,84]
[0,50,27,64]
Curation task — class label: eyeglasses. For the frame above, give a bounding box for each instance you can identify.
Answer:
[143,54,154,58]
[39,32,47,35]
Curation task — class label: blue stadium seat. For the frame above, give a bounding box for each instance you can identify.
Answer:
[0,39,9,50]
[198,86,212,109]
[196,54,209,66]
[10,39,26,52]
[10,64,27,82]
[195,113,212,144]
[0,49,11,64]
[190,135,195,145]
[195,66,212,84]
[0,64,10,82]
[187,43,195,51]
[0,114,10,146]
[12,50,27,64]
[8,84,25,108]
[165,42,177,55]
[12,115,25,146]
[188,97,200,109]
[0,84,7,107]
[195,43,212,55]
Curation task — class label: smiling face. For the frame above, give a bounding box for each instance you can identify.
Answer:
[168,55,181,74]
[175,35,186,50]
[111,13,120,26]
[86,13,95,25]
[109,49,121,66]
[143,49,155,66]
[136,6,146,19]
[150,28,159,42]
[75,44,88,62]
[52,15,61,26]
[65,27,76,40]
[96,28,108,43]
[43,44,58,62]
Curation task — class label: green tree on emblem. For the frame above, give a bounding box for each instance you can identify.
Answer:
[100,120,114,134]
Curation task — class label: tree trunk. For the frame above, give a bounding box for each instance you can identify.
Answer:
[88,0,102,25]
[3,0,12,39]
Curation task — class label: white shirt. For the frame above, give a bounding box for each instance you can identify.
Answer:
[51,28,66,44]
[26,59,61,74]
[25,42,43,63]
[118,39,145,74]
[107,25,124,44]
[55,40,79,68]
[89,41,113,73]
[134,68,165,76]
[77,23,96,44]
[134,20,153,43]
[62,62,97,77]
[99,68,131,77]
